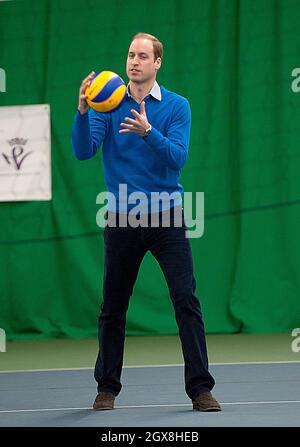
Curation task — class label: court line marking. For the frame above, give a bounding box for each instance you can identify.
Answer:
[1,400,300,414]
[0,360,300,373]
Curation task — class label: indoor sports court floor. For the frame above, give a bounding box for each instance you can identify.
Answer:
[0,334,299,427]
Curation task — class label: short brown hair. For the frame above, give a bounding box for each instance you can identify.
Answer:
[131,32,163,61]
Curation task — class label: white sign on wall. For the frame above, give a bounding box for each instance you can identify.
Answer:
[0,104,51,201]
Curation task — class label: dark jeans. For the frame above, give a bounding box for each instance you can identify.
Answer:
[94,208,215,400]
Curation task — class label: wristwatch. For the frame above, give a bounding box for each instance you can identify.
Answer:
[143,124,152,138]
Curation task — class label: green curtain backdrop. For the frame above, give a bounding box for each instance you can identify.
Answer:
[1,0,300,340]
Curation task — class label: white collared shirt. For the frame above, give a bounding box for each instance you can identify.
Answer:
[127,80,162,102]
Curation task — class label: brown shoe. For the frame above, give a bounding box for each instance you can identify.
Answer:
[192,391,222,412]
[93,392,115,410]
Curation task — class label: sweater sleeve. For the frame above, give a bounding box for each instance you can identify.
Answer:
[143,98,191,170]
[71,109,107,160]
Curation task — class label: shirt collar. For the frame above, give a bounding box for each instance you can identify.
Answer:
[127,81,162,102]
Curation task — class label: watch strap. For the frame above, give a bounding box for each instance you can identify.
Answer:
[143,124,152,138]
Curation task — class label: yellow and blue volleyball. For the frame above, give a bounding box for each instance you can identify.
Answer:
[85,71,126,112]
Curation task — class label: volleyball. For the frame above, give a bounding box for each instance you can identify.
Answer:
[85,71,126,112]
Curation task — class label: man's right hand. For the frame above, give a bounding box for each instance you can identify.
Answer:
[78,71,95,115]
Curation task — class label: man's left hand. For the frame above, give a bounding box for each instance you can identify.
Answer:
[119,101,150,136]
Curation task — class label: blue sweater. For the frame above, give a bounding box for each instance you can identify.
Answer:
[71,85,191,213]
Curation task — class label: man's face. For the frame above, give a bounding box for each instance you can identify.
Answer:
[126,38,161,84]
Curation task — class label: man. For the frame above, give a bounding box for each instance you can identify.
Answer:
[72,32,221,412]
